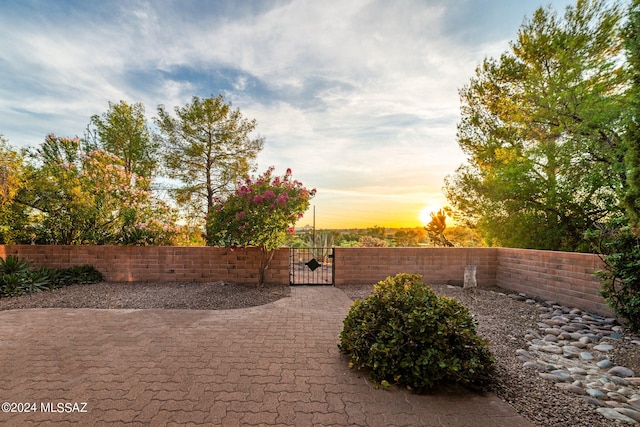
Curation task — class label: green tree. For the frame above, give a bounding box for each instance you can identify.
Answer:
[207,167,315,286]
[156,94,264,235]
[445,0,626,251]
[623,0,640,234]
[88,100,157,180]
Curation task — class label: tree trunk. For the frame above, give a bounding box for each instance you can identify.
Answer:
[257,246,276,288]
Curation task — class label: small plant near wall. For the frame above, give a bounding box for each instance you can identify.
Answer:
[0,255,103,297]
[339,273,494,393]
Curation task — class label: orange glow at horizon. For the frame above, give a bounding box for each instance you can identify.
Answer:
[296,193,449,229]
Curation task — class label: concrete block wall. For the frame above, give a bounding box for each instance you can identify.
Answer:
[495,248,611,316]
[333,247,612,317]
[0,244,615,317]
[0,245,290,285]
[333,247,499,287]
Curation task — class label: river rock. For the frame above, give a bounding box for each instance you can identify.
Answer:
[614,408,640,423]
[596,359,613,369]
[555,383,586,394]
[596,407,638,423]
[593,343,614,352]
[608,366,635,378]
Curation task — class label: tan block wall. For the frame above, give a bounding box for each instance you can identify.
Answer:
[495,248,611,316]
[333,247,499,287]
[333,247,612,317]
[0,245,289,285]
[0,244,615,317]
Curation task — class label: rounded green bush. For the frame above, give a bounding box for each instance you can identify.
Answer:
[338,273,494,393]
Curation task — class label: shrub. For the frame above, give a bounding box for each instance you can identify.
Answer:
[588,220,640,332]
[338,273,494,393]
[57,265,103,285]
[0,255,103,297]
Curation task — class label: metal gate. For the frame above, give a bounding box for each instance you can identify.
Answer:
[290,247,334,285]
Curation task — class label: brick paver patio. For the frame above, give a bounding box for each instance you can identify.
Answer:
[0,286,532,426]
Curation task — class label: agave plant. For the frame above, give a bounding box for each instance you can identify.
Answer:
[1,273,26,296]
[0,255,32,276]
[19,268,53,294]
[307,232,334,262]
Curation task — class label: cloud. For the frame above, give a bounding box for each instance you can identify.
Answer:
[0,0,578,227]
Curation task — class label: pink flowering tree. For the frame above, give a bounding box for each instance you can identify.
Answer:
[207,167,316,286]
[14,134,180,245]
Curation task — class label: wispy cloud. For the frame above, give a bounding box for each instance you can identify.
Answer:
[0,0,577,227]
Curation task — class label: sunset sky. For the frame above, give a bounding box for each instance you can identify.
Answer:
[0,0,578,229]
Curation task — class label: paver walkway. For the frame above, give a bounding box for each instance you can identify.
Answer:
[0,286,532,426]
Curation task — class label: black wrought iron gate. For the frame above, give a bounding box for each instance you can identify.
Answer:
[289,248,334,285]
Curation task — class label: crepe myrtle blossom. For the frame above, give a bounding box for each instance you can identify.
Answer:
[207,167,315,286]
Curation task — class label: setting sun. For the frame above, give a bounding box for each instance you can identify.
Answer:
[419,206,441,226]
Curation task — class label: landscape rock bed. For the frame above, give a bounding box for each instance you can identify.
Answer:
[343,283,640,426]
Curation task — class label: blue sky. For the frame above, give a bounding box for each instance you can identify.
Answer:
[0,0,579,228]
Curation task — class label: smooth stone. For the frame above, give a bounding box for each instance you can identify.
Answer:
[539,373,564,382]
[544,328,563,336]
[525,299,536,304]
[555,383,586,394]
[597,359,613,369]
[568,367,588,375]
[596,407,638,423]
[580,352,594,360]
[605,400,625,408]
[609,366,635,378]
[618,387,634,397]
[632,340,640,346]
[515,349,530,357]
[569,341,587,349]
[523,361,545,372]
[628,399,640,410]
[526,329,541,338]
[550,370,573,382]
[607,392,628,402]
[582,396,604,407]
[611,333,624,339]
[517,355,530,363]
[610,376,630,386]
[627,378,640,386]
[580,336,593,344]
[615,408,640,423]
[604,317,617,324]
[562,345,581,354]
[594,343,614,352]
[541,345,563,354]
[604,382,618,391]
[586,388,606,398]
[544,334,558,342]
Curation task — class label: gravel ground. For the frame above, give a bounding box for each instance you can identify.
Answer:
[0,281,291,310]
[1,281,638,426]
[342,283,640,427]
